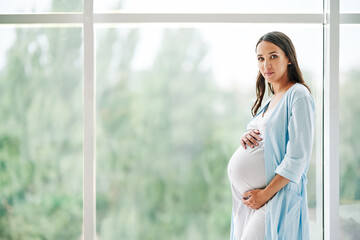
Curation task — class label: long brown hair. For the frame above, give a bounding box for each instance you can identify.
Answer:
[251,31,311,117]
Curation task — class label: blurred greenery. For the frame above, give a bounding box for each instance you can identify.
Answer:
[340,69,360,201]
[0,27,83,239]
[339,69,360,239]
[0,1,83,239]
[95,28,243,240]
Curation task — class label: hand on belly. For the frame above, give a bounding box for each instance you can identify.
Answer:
[240,129,263,149]
[228,144,267,195]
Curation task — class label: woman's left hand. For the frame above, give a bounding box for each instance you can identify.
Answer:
[242,189,270,210]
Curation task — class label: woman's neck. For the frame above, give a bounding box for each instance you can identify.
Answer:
[272,81,295,96]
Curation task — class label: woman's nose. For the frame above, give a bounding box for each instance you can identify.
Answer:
[264,59,271,68]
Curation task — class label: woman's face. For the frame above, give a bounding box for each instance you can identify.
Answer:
[256,41,290,85]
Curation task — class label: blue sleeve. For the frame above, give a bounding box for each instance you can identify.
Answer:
[275,96,315,184]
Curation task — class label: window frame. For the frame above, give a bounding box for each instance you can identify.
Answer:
[0,0,359,239]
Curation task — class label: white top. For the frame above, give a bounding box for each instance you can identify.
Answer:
[227,105,273,240]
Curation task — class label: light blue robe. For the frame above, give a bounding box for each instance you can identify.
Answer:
[231,83,315,240]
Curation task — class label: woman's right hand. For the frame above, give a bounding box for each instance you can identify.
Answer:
[240,129,262,149]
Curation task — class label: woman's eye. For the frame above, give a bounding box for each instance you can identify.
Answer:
[258,57,264,61]
[271,55,278,59]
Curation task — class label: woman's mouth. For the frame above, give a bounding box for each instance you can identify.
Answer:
[265,72,274,77]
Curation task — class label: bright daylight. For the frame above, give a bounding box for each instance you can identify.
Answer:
[0,0,359,239]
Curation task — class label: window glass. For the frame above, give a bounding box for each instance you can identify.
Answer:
[339,24,360,239]
[0,0,82,13]
[341,0,360,13]
[0,27,83,239]
[94,0,322,13]
[95,24,323,239]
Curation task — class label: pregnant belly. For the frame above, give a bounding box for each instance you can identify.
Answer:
[227,144,267,195]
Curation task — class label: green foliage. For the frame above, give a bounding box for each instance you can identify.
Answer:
[340,69,360,202]
[95,28,240,239]
[0,25,83,240]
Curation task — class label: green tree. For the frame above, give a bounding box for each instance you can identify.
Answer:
[0,1,83,239]
[340,69,360,201]
[95,28,247,239]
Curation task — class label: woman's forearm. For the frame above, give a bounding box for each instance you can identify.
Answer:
[263,174,290,200]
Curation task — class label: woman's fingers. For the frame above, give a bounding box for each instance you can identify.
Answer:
[243,138,254,148]
[243,191,252,199]
[242,191,252,207]
[241,140,246,149]
[250,130,262,141]
[241,129,263,148]
[245,134,259,147]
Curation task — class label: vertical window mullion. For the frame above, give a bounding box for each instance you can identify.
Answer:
[83,0,95,239]
[323,0,340,239]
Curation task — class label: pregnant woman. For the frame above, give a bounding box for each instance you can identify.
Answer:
[228,31,315,240]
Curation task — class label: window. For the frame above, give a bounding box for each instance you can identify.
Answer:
[95,24,323,238]
[341,0,360,13]
[0,0,357,239]
[94,0,322,13]
[339,24,360,239]
[0,0,82,13]
[0,26,83,239]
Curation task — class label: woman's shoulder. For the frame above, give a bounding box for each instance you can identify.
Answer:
[287,83,313,104]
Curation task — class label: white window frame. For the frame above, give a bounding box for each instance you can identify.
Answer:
[0,0,359,239]
[323,1,339,240]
